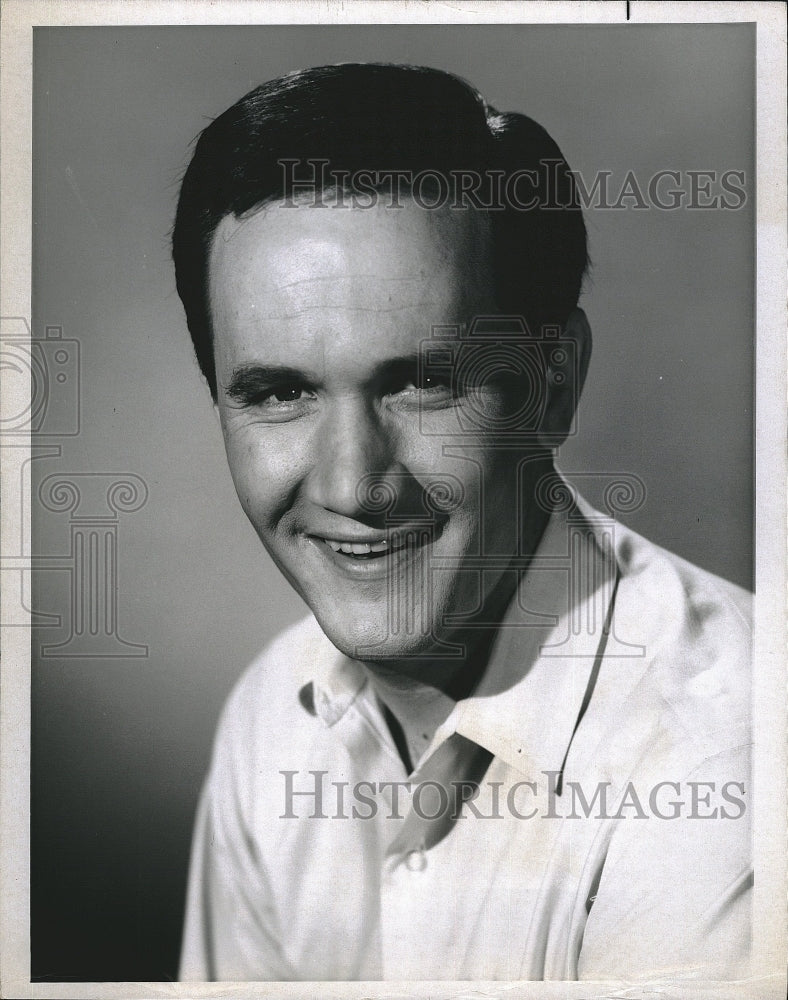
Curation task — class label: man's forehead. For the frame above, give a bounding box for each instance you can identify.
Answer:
[209,198,494,305]
[208,201,499,380]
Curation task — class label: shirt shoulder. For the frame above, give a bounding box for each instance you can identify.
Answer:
[615,521,751,629]
[606,522,751,772]
[208,614,335,777]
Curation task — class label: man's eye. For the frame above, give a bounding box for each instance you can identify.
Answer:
[411,375,447,391]
[229,383,319,418]
[256,384,315,406]
[396,373,452,394]
[266,385,305,403]
[385,371,456,411]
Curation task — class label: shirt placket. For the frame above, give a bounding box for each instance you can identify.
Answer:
[379,732,493,979]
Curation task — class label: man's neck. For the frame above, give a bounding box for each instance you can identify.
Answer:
[360,476,556,773]
[364,666,455,774]
[361,576,522,773]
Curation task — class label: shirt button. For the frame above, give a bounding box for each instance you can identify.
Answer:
[405,849,427,872]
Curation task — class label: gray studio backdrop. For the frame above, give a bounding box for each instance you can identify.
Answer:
[30,24,753,981]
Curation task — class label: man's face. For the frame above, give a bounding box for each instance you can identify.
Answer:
[209,198,547,662]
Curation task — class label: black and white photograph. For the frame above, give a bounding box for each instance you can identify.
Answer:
[1,2,785,998]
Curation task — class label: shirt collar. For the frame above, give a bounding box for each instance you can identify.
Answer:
[298,489,618,775]
[445,496,618,778]
[295,617,368,726]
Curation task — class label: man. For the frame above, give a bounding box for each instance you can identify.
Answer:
[173,63,751,981]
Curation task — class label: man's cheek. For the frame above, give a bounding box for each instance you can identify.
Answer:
[223,445,278,529]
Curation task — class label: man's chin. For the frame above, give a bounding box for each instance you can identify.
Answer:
[312,608,464,665]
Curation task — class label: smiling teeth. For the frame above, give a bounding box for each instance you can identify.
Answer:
[324,539,393,554]
[324,538,390,554]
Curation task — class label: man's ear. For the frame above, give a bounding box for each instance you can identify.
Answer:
[537,307,592,448]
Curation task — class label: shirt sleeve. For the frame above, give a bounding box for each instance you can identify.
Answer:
[179,717,291,981]
[577,744,752,981]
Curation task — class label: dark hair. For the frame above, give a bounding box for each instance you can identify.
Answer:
[173,63,589,398]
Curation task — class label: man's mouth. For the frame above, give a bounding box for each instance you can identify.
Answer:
[319,534,417,560]
[307,524,444,567]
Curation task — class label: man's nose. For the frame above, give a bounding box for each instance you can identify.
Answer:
[305,399,399,520]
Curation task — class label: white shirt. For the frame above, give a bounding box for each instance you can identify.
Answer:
[179,497,751,982]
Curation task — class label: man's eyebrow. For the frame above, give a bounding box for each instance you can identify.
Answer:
[223,352,442,401]
[223,363,314,401]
